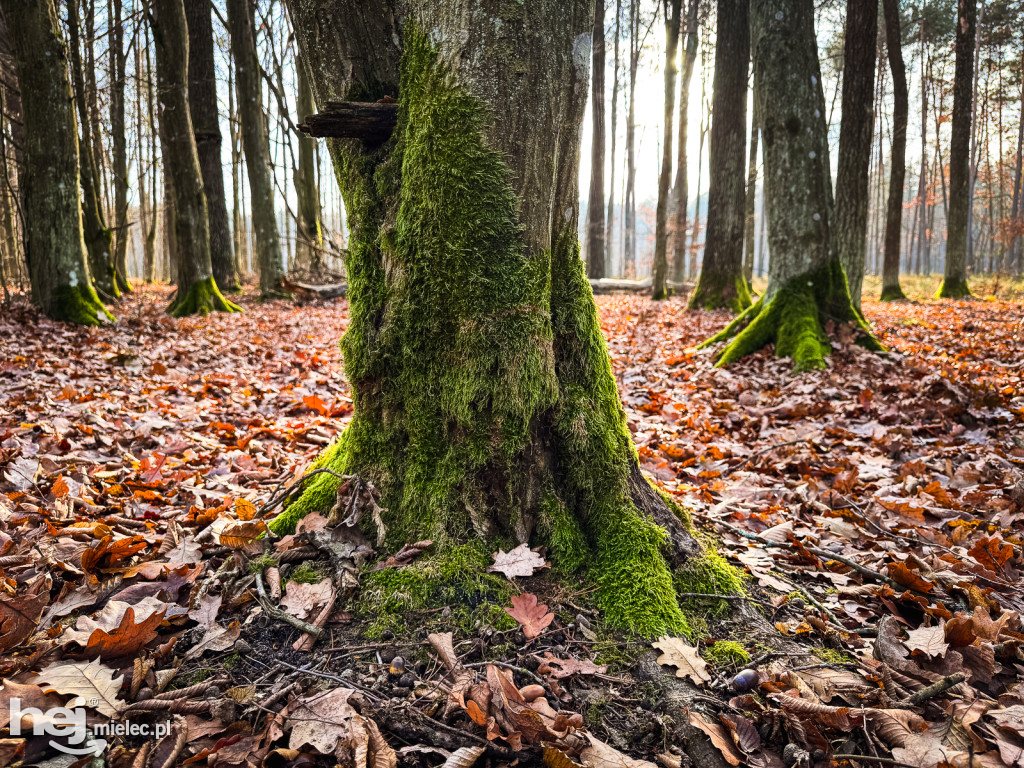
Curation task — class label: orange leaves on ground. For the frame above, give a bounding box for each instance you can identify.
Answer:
[504,593,554,640]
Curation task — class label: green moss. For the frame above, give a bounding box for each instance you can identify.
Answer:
[247,554,278,573]
[935,276,973,299]
[656,487,693,532]
[356,542,516,638]
[288,561,327,584]
[272,25,689,638]
[223,652,242,669]
[700,259,884,372]
[584,698,609,729]
[689,269,753,314]
[702,640,751,667]
[675,546,747,618]
[49,282,115,326]
[811,646,855,664]
[879,283,907,302]
[168,276,242,317]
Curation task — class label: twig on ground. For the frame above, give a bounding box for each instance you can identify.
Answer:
[898,673,966,707]
[254,571,324,638]
[464,660,545,687]
[723,437,820,476]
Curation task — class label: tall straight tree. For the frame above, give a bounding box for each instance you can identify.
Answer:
[227,0,287,299]
[624,0,639,277]
[150,0,239,316]
[280,0,703,636]
[835,0,878,307]
[185,0,240,292]
[67,0,119,300]
[671,0,699,283]
[295,64,323,271]
[652,0,682,300]
[880,0,908,300]
[605,0,620,276]
[587,0,606,279]
[701,0,883,371]
[109,0,131,293]
[938,0,977,298]
[0,0,112,324]
[689,0,752,312]
[742,100,759,283]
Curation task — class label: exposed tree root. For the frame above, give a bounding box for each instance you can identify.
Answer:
[49,283,116,326]
[168,277,243,317]
[935,276,973,299]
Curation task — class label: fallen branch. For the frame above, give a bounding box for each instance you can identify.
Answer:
[254,571,324,639]
[898,672,966,707]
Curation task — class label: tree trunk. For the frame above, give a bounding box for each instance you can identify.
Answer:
[295,63,324,273]
[1009,45,1024,274]
[150,0,239,316]
[742,98,759,284]
[67,0,119,301]
[605,0,620,277]
[880,0,907,301]
[652,0,681,300]
[689,0,751,312]
[587,0,606,279]
[835,0,877,308]
[185,0,240,292]
[701,0,882,372]
[1,0,112,324]
[109,0,132,293]
[939,0,976,298]
[671,0,699,283]
[226,0,287,299]
[624,1,638,277]
[279,0,700,636]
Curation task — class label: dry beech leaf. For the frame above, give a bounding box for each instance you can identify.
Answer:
[581,734,659,768]
[534,652,607,679]
[184,622,241,660]
[442,746,485,768]
[0,590,48,652]
[37,658,125,717]
[504,593,554,640]
[288,687,359,755]
[688,712,743,766]
[487,543,549,579]
[652,636,711,685]
[280,579,334,620]
[904,623,949,658]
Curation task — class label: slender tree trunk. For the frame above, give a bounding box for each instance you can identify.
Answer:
[144,32,159,283]
[701,0,882,371]
[742,98,759,284]
[880,0,908,300]
[671,0,699,283]
[690,0,751,312]
[939,0,977,298]
[150,0,239,315]
[587,0,606,279]
[295,63,323,272]
[109,0,131,293]
[68,0,119,300]
[185,0,240,292]
[282,0,700,636]
[226,0,286,298]
[652,0,681,300]
[689,100,706,280]
[965,1,985,272]
[137,34,153,285]
[605,0,620,277]
[624,0,638,277]
[1008,45,1024,274]
[0,0,112,324]
[835,0,877,307]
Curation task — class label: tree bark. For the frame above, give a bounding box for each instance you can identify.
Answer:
[185,0,240,292]
[835,0,877,308]
[1009,44,1024,275]
[605,0,620,277]
[623,2,638,278]
[742,98,759,284]
[226,0,287,299]
[0,0,112,324]
[279,0,700,636]
[880,0,907,301]
[652,0,681,300]
[150,0,239,316]
[587,0,606,279]
[939,0,976,298]
[689,0,751,312]
[67,0,119,301]
[109,0,131,293]
[701,0,882,371]
[671,0,699,283]
[294,63,324,272]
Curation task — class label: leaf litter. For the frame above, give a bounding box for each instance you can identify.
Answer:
[0,288,1020,767]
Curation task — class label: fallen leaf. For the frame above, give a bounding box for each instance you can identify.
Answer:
[504,593,554,640]
[37,658,125,717]
[653,636,711,685]
[487,543,549,579]
[280,580,334,621]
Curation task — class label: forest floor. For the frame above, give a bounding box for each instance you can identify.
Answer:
[0,286,1022,768]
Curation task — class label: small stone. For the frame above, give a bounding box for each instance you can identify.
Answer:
[399,672,416,688]
[380,629,395,641]
[441,606,452,618]
[380,648,397,664]
[790,597,806,611]
[339,669,356,680]
[575,614,591,630]
[233,639,252,654]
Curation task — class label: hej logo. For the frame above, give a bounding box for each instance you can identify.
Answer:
[9,697,105,756]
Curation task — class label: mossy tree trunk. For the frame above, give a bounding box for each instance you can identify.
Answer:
[880,0,908,301]
[109,0,131,294]
[150,0,239,317]
[1,0,112,325]
[294,64,324,273]
[185,0,240,293]
[835,0,877,308]
[688,0,751,313]
[700,0,883,372]
[652,0,681,301]
[938,0,976,299]
[226,0,287,299]
[280,0,701,636]
[67,0,119,302]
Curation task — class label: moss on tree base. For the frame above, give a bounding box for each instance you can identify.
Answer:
[879,283,907,302]
[699,259,884,373]
[935,276,973,299]
[168,277,242,317]
[688,270,753,313]
[49,283,115,326]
